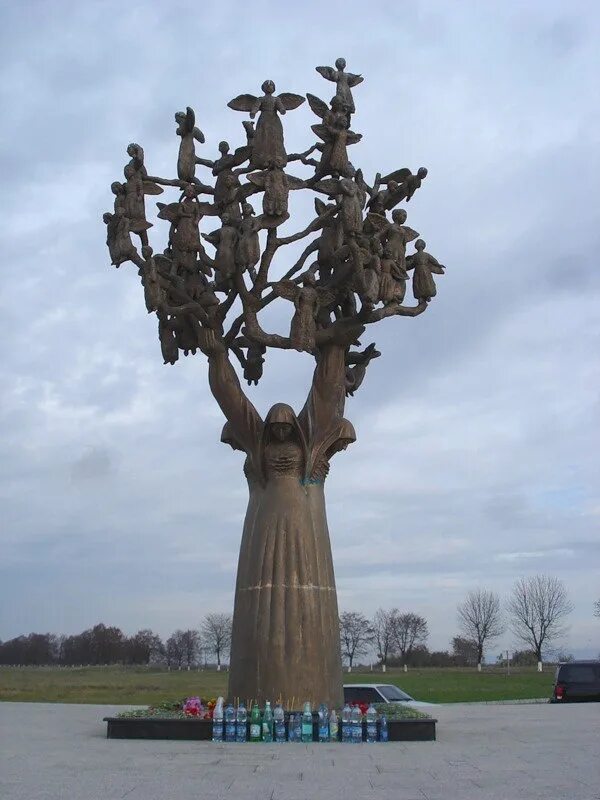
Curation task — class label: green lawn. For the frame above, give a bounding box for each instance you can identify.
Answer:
[0,665,554,705]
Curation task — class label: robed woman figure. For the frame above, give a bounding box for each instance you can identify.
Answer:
[203,330,351,706]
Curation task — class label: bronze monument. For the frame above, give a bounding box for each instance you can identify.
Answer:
[104,60,445,707]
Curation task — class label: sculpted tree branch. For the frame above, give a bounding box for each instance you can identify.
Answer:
[104,59,448,708]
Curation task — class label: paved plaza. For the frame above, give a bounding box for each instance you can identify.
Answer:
[1,701,599,800]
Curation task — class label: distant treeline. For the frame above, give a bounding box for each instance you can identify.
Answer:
[0,614,232,668]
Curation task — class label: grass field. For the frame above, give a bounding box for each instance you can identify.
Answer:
[0,666,554,705]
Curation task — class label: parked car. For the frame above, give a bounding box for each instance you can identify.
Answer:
[551,661,600,703]
[343,683,435,708]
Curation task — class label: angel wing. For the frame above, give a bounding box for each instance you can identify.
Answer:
[312,178,342,198]
[380,167,412,185]
[227,94,259,112]
[277,93,305,111]
[306,93,329,120]
[315,66,337,82]
[365,212,389,232]
[427,255,445,273]
[405,254,415,270]
[345,131,362,146]
[143,181,164,196]
[271,279,300,302]
[156,202,180,223]
[346,72,364,88]
[246,171,267,190]
[311,123,334,143]
[285,174,305,190]
[402,226,420,243]
[314,198,327,215]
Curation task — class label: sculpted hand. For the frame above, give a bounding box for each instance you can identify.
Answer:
[198,327,226,357]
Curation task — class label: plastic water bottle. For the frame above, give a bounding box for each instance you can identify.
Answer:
[379,714,388,742]
[236,703,247,742]
[274,703,286,743]
[318,703,329,742]
[249,703,261,742]
[262,701,273,742]
[293,711,302,742]
[341,703,351,743]
[351,704,362,743]
[366,704,377,743]
[329,709,339,742]
[212,698,224,743]
[224,704,236,742]
[288,713,296,742]
[301,701,313,743]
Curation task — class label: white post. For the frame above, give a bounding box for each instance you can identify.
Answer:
[537,661,543,673]
[507,650,510,677]
[477,662,482,672]
[347,664,352,673]
[217,663,221,672]
[382,663,386,673]
[403,664,407,673]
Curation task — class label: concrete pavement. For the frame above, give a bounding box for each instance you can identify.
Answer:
[1,701,599,799]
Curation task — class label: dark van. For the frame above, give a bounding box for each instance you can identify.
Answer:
[552,661,600,702]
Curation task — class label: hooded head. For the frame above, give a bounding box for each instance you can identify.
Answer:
[264,403,298,442]
[325,418,356,459]
[220,421,243,452]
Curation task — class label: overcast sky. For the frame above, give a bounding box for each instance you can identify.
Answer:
[1,0,599,660]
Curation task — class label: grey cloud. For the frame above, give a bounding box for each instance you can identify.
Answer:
[0,1,599,655]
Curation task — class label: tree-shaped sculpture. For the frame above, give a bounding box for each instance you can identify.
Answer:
[104,60,445,707]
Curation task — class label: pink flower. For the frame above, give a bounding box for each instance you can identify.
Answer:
[183,696,203,717]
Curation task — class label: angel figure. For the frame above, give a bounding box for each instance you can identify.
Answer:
[271,273,336,352]
[338,178,363,237]
[195,131,254,215]
[174,106,205,183]
[157,184,211,276]
[243,342,267,386]
[247,166,303,220]
[313,198,343,282]
[345,343,381,397]
[362,238,382,306]
[228,80,305,169]
[367,207,419,273]
[202,212,239,288]
[368,167,428,214]
[306,94,362,179]
[158,313,179,365]
[236,202,261,280]
[122,143,163,247]
[379,244,409,305]
[103,209,141,268]
[406,239,445,302]
[315,58,363,121]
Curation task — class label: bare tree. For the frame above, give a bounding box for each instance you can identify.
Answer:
[166,630,186,668]
[179,629,201,668]
[594,599,600,618]
[339,611,373,672]
[507,575,573,671]
[392,613,429,664]
[457,588,504,671]
[372,608,398,672]
[201,613,232,671]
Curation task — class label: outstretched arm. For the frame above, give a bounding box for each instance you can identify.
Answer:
[298,343,348,444]
[200,330,263,456]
